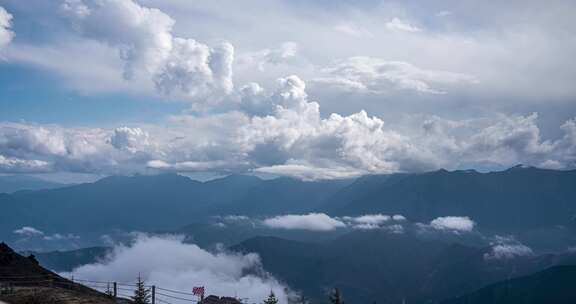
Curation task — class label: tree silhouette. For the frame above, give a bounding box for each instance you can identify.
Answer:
[263,291,279,304]
[329,288,343,304]
[132,275,151,304]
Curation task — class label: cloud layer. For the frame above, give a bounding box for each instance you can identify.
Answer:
[483,236,534,260]
[0,0,574,179]
[263,213,346,231]
[64,234,290,304]
[314,56,478,95]
[0,76,574,178]
[0,6,13,49]
[61,0,234,98]
[429,216,476,232]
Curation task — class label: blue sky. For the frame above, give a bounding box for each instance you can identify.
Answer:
[0,0,575,180]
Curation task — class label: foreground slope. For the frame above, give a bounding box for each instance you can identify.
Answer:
[0,243,114,304]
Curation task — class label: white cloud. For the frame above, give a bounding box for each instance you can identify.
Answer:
[0,70,575,178]
[239,42,298,71]
[1,76,575,178]
[349,214,391,225]
[43,233,80,241]
[0,155,51,173]
[1,0,576,115]
[429,216,475,232]
[147,159,247,172]
[0,6,14,49]
[14,226,45,237]
[254,161,366,181]
[110,127,151,151]
[385,18,421,33]
[64,234,290,304]
[13,226,81,241]
[263,213,346,231]
[341,214,407,230]
[60,0,234,99]
[484,236,534,260]
[314,56,478,95]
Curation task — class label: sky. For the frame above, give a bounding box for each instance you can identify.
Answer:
[0,0,575,181]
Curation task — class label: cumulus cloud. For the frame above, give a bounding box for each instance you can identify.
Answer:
[13,226,80,242]
[484,236,534,260]
[0,6,14,49]
[314,56,478,95]
[341,214,407,230]
[238,75,436,177]
[1,75,576,178]
[60,0,234,98]
[429,216,476,232]
[254,161,366,181]
[14,226,45,237]
[1,71,576,178]
[110,127,151,151]
[263,213,346,231]
[64,235,290,304]
[1,1,575,179]
[239,42,298,71]
[0,155,51,173]
[0,122,137,174]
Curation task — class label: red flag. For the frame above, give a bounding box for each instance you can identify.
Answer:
[193,286,205,296]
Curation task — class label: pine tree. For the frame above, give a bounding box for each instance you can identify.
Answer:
[329,288,343,304]
[263,291,279,304]
[132,275,151,304]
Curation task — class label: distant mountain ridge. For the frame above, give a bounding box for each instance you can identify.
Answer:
[0,175,67,193]
[20,247,110,272]
[320,166,576,232]
[0,173,350,241]
[2,166,576,251]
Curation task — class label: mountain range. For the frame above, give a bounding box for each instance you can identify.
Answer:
[3,166,576,303]
[2,166,576,251]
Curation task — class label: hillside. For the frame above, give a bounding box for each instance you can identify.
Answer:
[441,265,576,304]
[321,166,576,232]
[0,243,114,304]
[232,232,576,304]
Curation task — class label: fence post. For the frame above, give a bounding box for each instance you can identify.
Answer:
[113,282,117,298]
[152,285,156,304]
